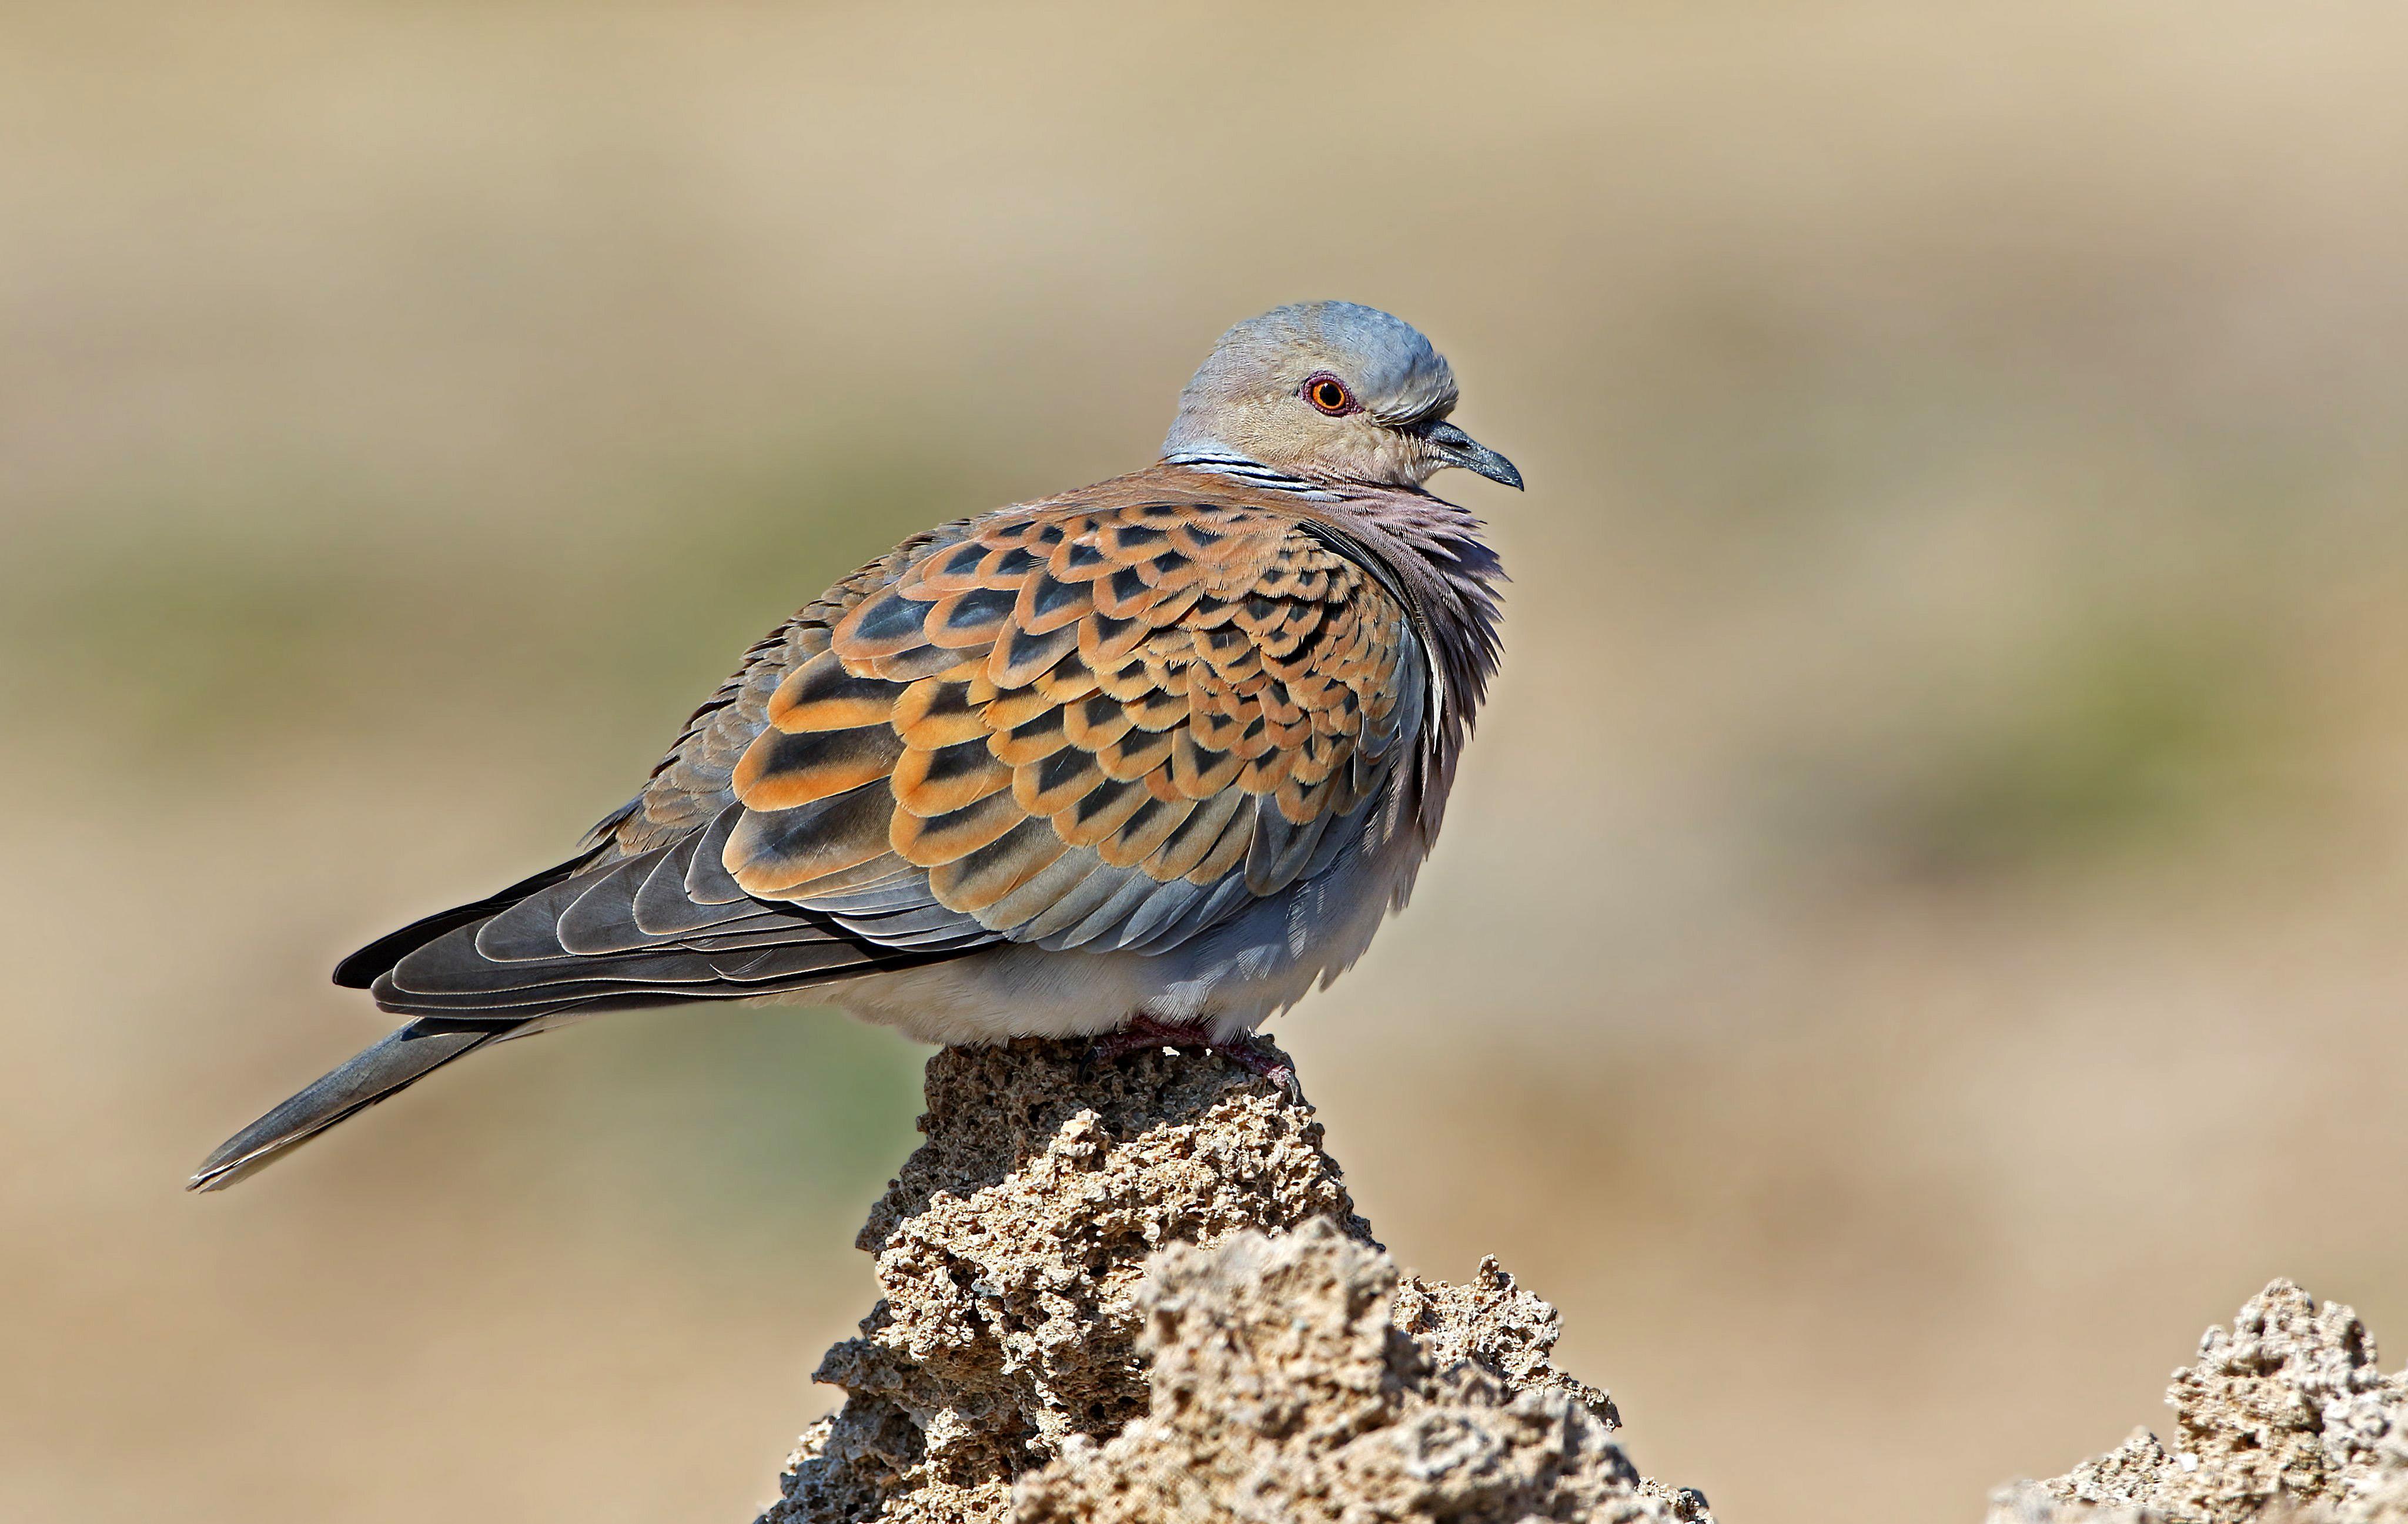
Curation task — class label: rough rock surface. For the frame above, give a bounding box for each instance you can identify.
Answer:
[758,1037,1709,1524]
[1991,1281,2408,1523]
[1015,1220,1711,1524]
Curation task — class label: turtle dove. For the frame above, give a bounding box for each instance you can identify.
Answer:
[192,302,1517,1190]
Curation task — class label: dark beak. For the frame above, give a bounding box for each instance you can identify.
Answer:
[1418,421,1523,490]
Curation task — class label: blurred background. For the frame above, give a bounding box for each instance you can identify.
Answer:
[6,3,2407,1520]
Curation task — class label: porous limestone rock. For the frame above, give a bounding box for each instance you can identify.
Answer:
[1014,1219,1711,1524]
[757,1037,1710,1524]
[1991,1281,2408,1524]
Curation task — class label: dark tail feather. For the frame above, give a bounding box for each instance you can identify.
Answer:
[187,1020,517,1192]
[332,851,603,989]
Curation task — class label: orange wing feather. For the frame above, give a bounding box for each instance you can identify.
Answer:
[713,480,1420,948]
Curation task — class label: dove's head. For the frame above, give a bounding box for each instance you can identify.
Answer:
[1162,302,1522,491]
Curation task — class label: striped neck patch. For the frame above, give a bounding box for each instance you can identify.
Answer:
[1160,451,1345,501]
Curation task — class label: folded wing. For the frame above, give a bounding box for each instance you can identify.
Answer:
[348,485,1427,1022]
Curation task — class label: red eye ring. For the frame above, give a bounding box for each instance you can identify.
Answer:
[1303,372,1356,416]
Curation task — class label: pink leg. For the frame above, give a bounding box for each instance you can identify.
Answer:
[1088,1016,1301,1101]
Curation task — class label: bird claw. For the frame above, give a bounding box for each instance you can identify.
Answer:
[1086,1017,1303,1104]
[1217,1040,1303,1105]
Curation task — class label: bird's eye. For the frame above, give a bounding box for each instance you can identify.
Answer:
[1303,373,1355,416]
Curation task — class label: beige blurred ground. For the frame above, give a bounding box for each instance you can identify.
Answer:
[5,3,2407,1520]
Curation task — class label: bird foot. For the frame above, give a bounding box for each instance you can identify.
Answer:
[1087,1016,1302,1103]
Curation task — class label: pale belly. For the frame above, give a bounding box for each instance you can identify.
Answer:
[800,850,1404,1047]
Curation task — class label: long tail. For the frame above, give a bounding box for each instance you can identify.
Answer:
[186,1020,517,1191]
[191,811,988,1192]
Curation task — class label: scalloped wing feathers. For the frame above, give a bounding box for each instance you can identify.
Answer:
[352,467,1484,1024]
[717,493,1415,952]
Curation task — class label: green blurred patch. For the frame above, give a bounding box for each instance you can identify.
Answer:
[15,546,417,759]
[529,1002,930,1248]
[0,446,982,782]
[1884,614,2293,879]
[566,449,987,742]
